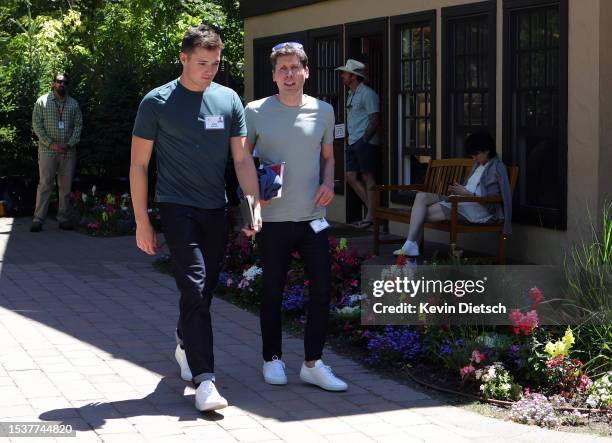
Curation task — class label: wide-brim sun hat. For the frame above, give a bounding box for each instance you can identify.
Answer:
[335,59,367,79]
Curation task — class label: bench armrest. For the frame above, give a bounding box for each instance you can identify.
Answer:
[372,184,424,192]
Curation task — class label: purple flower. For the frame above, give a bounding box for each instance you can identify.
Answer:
[440,341,453,355]
[282,285,306,312]
[366,326,421,365]
[218,272,229,286]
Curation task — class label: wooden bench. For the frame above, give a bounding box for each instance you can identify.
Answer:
[371,158,518,264]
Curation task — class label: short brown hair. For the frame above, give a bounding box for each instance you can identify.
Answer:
[181,25,224,54]
[270,44,308,69]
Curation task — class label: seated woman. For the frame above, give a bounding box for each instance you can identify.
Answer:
[394,131,512,256]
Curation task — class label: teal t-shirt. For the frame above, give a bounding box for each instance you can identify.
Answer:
[133,79,247,209]
[347,82,379,145]
[245,95,335,222]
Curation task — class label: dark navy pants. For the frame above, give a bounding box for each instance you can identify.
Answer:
[159,203,227,385]
[258,221,331,362]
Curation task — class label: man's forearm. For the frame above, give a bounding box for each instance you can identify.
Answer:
[321,156,335,188]
[32,112,53,146]
[234,156,261,200]
[129,164,150,225]
[363,113,379,143]
[67,112,83,147]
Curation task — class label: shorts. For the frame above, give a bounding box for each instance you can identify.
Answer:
[346,140,379,174]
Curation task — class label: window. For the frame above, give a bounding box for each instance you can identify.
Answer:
[391,11,436,202]
[308,27,344,193]
[442,2,496,158]
[503,0,568,229]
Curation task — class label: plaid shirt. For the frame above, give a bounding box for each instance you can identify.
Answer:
[32,92,83,157]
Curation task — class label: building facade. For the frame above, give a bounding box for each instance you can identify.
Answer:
[242,0,612,265]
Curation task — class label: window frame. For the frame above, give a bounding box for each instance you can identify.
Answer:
[502,0,568,229]
[390,10,437,205]
[442,0,497,158]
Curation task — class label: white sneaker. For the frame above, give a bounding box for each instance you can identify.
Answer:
[263,356,288,385]
[175,345,192,381]
[195,380,228,411]
[299,360,348,391]
[393,239,420,256]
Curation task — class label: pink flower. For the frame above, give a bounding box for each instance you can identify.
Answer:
[238,278,249,289]
[509,309,539,335]
[350,279,358,287]
[579,374,593,390]
[87,223,100,230]
[471,349,486,364]
[226,278,233,287]
[460,365,475,379]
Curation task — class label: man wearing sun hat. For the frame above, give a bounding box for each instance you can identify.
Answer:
[336,59,380,229]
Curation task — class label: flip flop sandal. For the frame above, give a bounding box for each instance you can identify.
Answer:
[355,220,373,229]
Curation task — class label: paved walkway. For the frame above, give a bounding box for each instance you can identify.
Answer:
[0,217,609,443]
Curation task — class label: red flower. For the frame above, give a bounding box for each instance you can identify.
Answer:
[396,254,407,266]
[508,309,538,335]
[528,286,544,310]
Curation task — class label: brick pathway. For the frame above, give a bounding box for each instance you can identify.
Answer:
[0,217,609,442]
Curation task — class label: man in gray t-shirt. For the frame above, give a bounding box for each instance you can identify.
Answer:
[336,59,380,229]
[245,42,348,392]
[130,25,261,412]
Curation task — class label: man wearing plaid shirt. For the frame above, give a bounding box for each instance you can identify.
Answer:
[31,73,83,232]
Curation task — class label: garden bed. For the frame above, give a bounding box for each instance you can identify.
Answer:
[152,216,611,434]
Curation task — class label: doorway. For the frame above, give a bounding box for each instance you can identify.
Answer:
[345,18,388,224]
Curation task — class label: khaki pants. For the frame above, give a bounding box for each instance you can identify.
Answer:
[33,153,76,223]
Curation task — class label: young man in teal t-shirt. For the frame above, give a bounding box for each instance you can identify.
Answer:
[245,43,348,392]
[130,25,261,411]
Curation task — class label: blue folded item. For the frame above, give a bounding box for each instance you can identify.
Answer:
[237,164,282,200]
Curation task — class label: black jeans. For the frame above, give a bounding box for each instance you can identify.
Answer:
[159,203,227,384]
[258,221,331,362]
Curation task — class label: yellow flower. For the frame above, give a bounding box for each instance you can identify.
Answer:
[102,212,108,222]
[545,327,574,358]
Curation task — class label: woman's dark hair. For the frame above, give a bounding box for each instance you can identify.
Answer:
[465,131,497,158]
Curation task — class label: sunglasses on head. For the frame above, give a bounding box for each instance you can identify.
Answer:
[271,42,303,52]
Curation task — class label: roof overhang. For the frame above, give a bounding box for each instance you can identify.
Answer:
[240,0,328,19]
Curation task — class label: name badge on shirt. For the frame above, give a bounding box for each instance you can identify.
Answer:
[204,115,224,130]
[309,217,330,234]
[58,121,65,129]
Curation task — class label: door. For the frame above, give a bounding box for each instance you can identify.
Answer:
[345,18,388,224]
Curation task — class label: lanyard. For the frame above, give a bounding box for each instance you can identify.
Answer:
[54,99,65,122]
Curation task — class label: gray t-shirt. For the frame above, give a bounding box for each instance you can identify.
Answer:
[245,95,335,222]
[133,79,247,209]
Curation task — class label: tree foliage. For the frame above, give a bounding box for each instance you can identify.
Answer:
[0,0,244,177]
